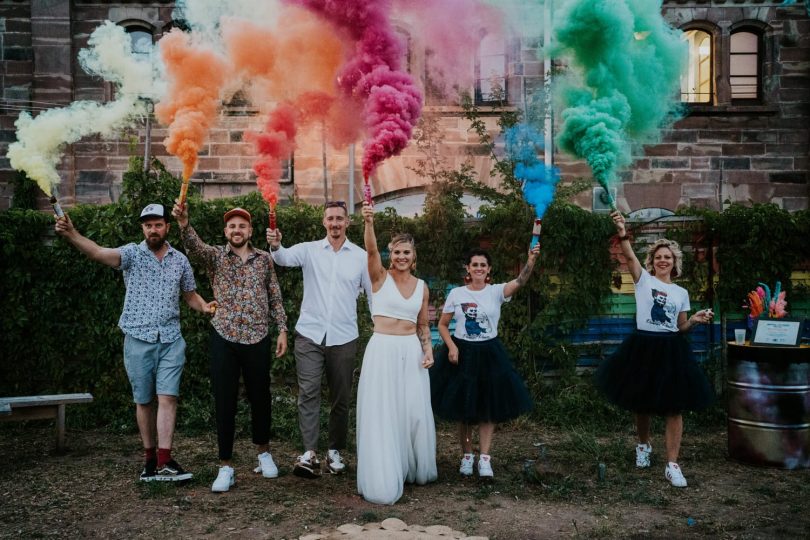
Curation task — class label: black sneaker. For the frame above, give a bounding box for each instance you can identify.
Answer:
[155,459,193,482]
[140,458,157,482]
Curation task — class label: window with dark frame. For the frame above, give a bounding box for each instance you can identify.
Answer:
[475,32,507,103]
[730,30,760,101]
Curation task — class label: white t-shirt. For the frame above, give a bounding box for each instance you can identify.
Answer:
[634,271,690,333]
[443,283,511,341]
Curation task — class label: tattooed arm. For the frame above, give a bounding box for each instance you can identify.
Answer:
[417,284,434,368]
[503,244,541,298]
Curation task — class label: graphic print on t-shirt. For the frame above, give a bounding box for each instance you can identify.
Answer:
[460,302,492,339]
[647,288,677,329]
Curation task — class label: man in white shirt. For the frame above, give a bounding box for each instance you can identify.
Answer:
[267,201,372,478]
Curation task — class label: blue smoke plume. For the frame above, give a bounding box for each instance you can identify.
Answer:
[506,124,561,218]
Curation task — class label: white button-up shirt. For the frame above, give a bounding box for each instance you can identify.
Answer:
[271,237,372,346]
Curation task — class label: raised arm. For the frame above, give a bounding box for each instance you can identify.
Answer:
[173,202,218,268]
[503,244,541,298]
[416,285,434,369]
[54,214,121,268]
[362,202,386,290]
[612,211,642,283]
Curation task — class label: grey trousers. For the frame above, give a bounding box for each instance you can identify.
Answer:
[295,333,358,452]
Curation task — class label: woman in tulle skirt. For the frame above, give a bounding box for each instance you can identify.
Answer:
[355,201,437,505]
[430,246,538,479]
[595,211,714,488]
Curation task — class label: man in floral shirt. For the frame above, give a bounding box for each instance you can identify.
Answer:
[55,203,215,483]
[173,202,287,493]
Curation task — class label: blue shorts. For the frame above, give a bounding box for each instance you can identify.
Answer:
[123,334,186,404]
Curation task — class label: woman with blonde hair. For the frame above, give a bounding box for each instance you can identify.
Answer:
[355,202,437,505]
[596,211,714,488]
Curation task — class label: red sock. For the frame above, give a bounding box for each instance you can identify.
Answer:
[157,448,172,467]
[144,447,157,461]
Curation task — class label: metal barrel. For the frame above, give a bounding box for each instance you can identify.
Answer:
[727,343,810,469]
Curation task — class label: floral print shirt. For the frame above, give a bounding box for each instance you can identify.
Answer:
[181,226,287,344]
[117,241,196,344]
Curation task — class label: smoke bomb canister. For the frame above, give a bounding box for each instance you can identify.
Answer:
[530,219,542,248]
[50,196,65,218]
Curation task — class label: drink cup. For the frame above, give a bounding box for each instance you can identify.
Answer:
[734,329,746,345]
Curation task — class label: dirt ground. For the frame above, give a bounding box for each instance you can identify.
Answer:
[1,421,808,539]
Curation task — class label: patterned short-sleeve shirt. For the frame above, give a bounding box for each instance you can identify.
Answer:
[117,241,197,343]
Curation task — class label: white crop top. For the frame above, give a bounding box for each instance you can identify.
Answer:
[370,273,424,324]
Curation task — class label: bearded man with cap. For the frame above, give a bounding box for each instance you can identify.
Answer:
[55,203,215,482]
[173,202,288,493]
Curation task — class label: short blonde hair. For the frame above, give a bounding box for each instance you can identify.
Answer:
[388,233,416,271]
[644,239,683,278]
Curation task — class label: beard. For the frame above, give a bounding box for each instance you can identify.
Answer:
[145,234,166,251]
[228,236,248,249]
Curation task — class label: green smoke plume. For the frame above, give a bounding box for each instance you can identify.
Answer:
[554,0,686,207]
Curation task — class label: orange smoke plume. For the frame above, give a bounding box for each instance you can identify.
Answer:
[155,30,229,180]
[222,9,343,102]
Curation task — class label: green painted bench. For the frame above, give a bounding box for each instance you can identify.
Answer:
[0,393,93,451]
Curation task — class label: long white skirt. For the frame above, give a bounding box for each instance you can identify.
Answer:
[356,333,437,505]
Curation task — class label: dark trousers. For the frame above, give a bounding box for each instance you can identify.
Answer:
[294,333,357,452]
[210,330,272,460]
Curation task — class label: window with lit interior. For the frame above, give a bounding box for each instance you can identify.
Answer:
[680,29,712,103]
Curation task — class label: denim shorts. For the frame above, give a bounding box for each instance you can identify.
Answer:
[123,334,186,404]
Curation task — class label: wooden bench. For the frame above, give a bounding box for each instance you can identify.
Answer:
[0,393,93,451]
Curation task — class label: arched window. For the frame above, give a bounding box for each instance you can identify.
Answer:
[680,29,712,103]
[394,28,411,74]
[127,26,153,62]
[730,30,760,101]
[476,32,506,103]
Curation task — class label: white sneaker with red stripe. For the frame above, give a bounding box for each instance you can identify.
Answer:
[665,462,687,487]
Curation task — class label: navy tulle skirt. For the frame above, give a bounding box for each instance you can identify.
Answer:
[430,337,533,424]
[595,330,715,415]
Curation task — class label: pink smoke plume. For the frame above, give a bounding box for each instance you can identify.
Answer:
[287,0,423,182]
[248,103,298,210]
[155,30,229,181]
[246,92,337,225]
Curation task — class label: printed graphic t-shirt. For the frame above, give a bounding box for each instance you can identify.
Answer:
[634,271,690,333]
[444,283,511,341]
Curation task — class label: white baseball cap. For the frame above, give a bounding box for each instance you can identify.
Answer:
[139,203,167,221]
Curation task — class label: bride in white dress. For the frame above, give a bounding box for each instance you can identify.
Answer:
[356,201,437,505]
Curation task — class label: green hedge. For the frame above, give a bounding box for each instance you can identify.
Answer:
[2,156,807,433]
[0,157,620,429]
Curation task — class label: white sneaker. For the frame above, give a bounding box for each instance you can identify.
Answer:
[327,449,346,474]
[665,462,687,487]
[459,453,474,476]
[253,451,279,478]
[478,454,494,478]
[636,443,652,468]
[211,466,235,493]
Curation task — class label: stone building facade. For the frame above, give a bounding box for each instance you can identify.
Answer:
[0,0,807,212]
